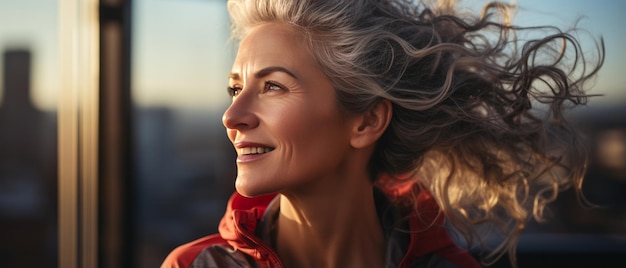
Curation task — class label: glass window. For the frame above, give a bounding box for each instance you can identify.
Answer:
[0,0,59,266]
[131,0,236,266]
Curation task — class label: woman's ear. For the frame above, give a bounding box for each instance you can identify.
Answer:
[350,99,392,149]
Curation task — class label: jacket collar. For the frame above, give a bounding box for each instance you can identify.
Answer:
[217,188,477,267]
[217,193,281,267]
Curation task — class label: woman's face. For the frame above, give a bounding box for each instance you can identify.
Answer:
[223,23,357,197]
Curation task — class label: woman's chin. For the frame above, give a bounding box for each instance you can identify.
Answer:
[235,178,275,198]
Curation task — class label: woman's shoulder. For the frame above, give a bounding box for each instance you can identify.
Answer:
[160,234,259,268]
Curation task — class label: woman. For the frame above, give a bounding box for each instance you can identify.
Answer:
[162,0,604,267]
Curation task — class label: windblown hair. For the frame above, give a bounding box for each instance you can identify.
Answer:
[227,0,604,266]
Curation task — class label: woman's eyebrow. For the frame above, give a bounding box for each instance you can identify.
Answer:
[255,66,298,79]
[229,66,299,81]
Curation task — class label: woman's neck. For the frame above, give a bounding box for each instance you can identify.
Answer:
[275,180,385,268]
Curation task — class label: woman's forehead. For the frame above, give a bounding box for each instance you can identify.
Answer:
[231,23,314,78]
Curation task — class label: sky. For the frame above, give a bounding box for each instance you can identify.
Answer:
[0,0,624,111]
[0,0,59,111]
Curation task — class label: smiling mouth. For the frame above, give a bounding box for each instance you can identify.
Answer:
[239,147,275,155]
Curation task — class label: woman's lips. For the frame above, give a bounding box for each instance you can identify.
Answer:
[236,148,274,163]
[234,142,275,163]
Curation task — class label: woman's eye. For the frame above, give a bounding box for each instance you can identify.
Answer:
[227,86,241,97]
[263,81,284,93]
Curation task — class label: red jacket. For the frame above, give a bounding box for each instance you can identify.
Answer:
[161,190,481,268]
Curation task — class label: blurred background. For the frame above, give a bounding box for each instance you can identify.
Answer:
[0,0,624,267]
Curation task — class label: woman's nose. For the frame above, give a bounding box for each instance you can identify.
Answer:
[222,94,259,131]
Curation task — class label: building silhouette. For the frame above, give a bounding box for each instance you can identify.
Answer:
[0,49,57,268]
